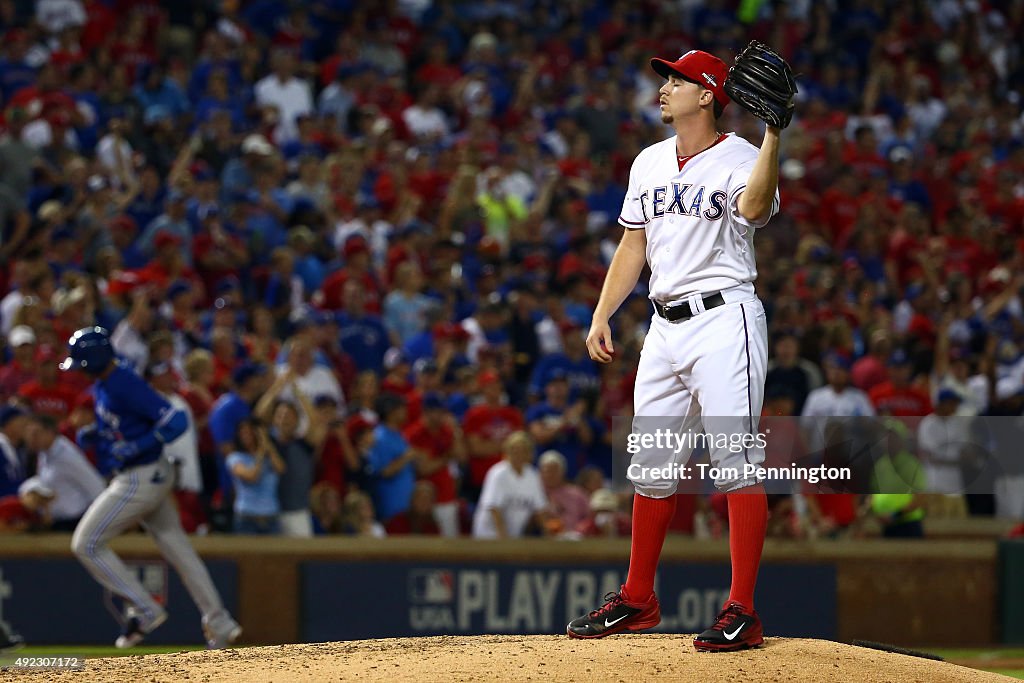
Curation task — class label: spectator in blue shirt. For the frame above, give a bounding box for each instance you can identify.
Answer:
[366,394,420,522]
[287,226,327,294]
[124,165,166,232]
[529,321,600,398]
[887,148,931,211]
[133,63,190,122]
[209,363,269,497]
[227,418,286,534]
[383,262,435,346]
[0,406,28,498]
[221,134,275,207]
[194,68,247,131]
[0,30,36,102]
[337,280,390,374]
[138,189,193,266]
[526,373,594,479]
[188,32,244,102]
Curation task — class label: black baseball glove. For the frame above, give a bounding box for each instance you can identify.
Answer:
[724,41,797,129]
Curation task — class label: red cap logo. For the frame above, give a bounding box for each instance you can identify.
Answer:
[650,50,730,109]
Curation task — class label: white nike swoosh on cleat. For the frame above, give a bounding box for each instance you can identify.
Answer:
[604,614,629,628]
[723,624,744,640]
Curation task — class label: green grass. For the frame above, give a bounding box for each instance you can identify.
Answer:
[929,648,1024,680]
[931,648,1024,660]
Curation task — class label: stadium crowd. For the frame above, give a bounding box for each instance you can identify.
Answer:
[0,0,1023,540]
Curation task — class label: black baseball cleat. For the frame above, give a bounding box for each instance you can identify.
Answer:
[566,587,660,639]
[693,602,764,651]
[115,609,168,649]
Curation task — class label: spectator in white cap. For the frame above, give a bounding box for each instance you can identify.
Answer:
[221,133,275,205]
[0,325,37,402]
[538,449,590,535]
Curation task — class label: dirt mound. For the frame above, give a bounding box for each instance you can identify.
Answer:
[6,635,1014,682]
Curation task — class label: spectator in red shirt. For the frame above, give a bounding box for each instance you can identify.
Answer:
[380,348,414,403]
[16,344,80,421]
[319,236,382,313]
[110,10,158,81]
[179,349,219,496]
[136,232,195,291]
[209,327,240,393]
[462,370,524,501]
[192,213,249,295]
[843,125,887,178]
[938,207,983,278]
[538,449,590,536]
[312,394,364,497]
[385,481,441,536]
[869,350,933,417]
[575,488,630,538]
[402,392,465,537]
[415,41,462,90]
[818,169,862,248]
[803,490,860,538]
[851,328,891,392]
[0,325,38,402]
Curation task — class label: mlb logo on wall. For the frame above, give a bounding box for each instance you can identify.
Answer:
[408,570,454,604]
[104,561,168,623]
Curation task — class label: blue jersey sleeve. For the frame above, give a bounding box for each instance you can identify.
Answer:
[106,368,187,454]
[120,370,174,424]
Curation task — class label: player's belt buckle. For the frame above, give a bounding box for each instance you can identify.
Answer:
[656,292,726,322]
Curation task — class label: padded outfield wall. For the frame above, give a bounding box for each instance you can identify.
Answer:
[0,534,1011,646]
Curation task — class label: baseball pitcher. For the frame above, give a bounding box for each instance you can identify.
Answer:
[61,327,241,649]
[566,43,796,651]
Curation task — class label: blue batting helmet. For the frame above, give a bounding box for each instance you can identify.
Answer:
[60,326,115,376]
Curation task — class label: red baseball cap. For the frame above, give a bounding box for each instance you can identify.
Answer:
[342,236,369,259]
[650,50,730,109]
[478,370,500,386]
[347,415,376,442]
[110,214,137,233]
[107,271,141,296]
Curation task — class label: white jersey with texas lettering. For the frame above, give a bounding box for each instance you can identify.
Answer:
[618,132,780,301]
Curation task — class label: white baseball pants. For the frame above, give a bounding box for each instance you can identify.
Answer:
[629,284,768,495]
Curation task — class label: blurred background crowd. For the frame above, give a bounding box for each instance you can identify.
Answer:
[0,0,1023,541]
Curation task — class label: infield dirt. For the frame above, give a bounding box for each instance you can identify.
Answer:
[3,635,1016,682]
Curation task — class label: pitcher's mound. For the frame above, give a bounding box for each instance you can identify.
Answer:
[9,635,1015,682]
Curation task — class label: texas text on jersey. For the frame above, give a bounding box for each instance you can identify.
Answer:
[619,133,780,302]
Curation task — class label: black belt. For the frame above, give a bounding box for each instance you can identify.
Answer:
[654,292,726,322]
